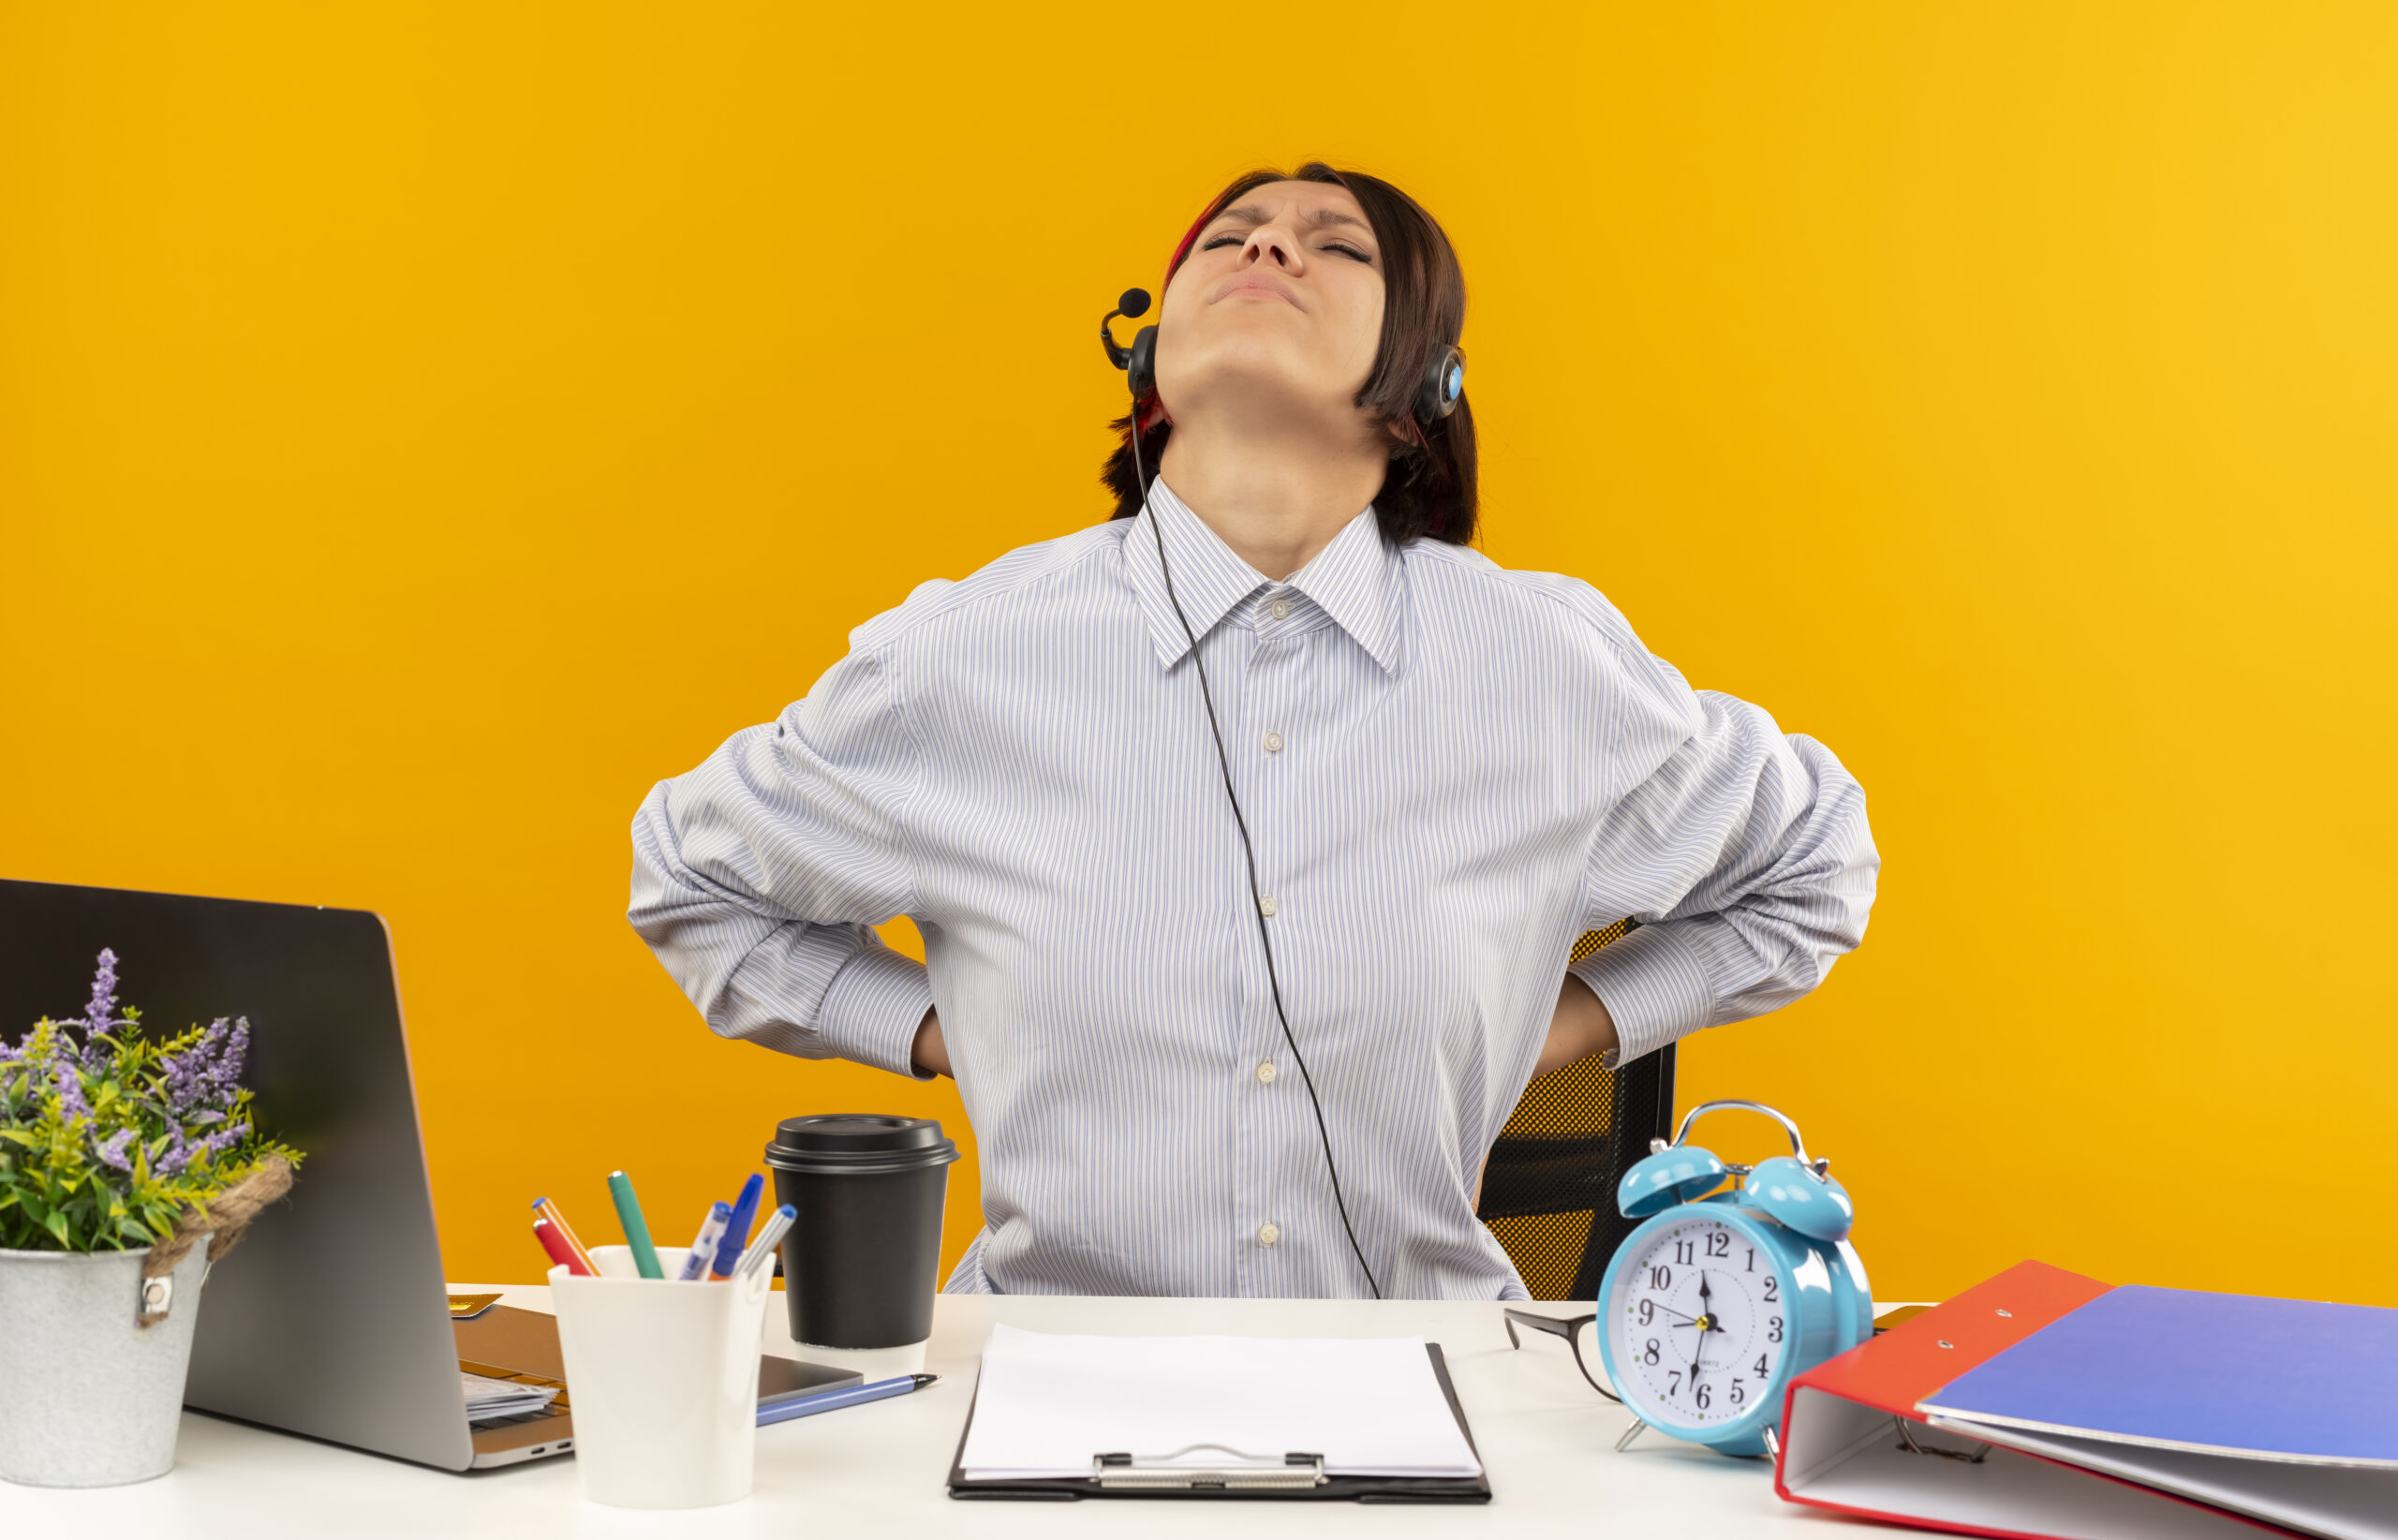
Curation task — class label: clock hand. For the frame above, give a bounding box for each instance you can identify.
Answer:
[1689,1270,1710,1380]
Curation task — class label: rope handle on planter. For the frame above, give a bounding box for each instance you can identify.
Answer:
[136,1155,294,1327]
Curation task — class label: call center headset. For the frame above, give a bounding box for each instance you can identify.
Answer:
[1101,288,1464,425]
[1099,285,1464,1299]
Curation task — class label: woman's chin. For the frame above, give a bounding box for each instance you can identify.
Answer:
[1159,361,1361,427]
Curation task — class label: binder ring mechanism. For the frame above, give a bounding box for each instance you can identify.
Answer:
[1092,1444,1328,1489]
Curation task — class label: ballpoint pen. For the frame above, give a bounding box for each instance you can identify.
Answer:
[680,1201,732,1281]
[532,1217,594,1276]
[734,1204,796,1280]
[757,1374,937,1428]
[709,1174,765,1281]
[531,1196,596,1274]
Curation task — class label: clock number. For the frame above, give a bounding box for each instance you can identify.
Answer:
[1754,1354,1769,1376]
[1674,1239,1695,1266]
[1707,1231,1730,1258]
[1762,1274,1779,1302]
[1695,1383,1711,1411]
[1650,1266,1671,1290]
[1666,1371,1682,1397]
[1636,1298,1654,1326]
[1729,1381,1745,1406]
[1643,1339,1661,1366]
[1768,1315,1784,1343]
[1745,1247,1755,1272]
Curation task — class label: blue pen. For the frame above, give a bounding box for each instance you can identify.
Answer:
[709,1173,764,1281]
[757,1373,936,1428]
[679,1200,732,1281]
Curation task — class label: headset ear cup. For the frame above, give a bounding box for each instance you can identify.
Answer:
[1414,344,1463,424]
[1128,326,1159,399]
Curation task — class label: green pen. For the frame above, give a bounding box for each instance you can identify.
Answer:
[608,1170,665,1279]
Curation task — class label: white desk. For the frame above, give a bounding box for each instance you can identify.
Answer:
[0,1287,1871,1537]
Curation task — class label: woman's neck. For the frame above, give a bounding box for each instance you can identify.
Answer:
[1154,416,1386,581]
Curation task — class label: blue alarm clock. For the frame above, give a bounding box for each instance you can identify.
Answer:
[1592,1100,1872,1459]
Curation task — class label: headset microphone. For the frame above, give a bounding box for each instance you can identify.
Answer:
[1098,290,1385,1300]
[1100,289,1159,397]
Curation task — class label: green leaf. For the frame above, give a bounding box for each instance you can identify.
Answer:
[41,1207,70,1249]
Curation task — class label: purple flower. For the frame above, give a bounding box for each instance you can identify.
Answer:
[160,1019,224,1115]
[53,1056,91,1121]
[159,1015,254,1116]
[96,1128,135,1172]
[155,1124,192,1177]
[195,1120,251,1160]
[81,949,121,1034]
[210,1017,251,1101]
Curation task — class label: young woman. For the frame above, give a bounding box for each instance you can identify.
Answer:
[630,163,1878,1300]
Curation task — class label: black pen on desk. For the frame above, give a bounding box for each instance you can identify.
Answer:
[757,1374,937,1428]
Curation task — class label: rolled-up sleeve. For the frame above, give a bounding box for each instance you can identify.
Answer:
[1570,645,1879,1065]
[629,645,935,1078]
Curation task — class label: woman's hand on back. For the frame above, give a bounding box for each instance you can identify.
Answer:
[1483,977,1621,1207]
[1534,974,1618,1079]
[910,1009,952,1078]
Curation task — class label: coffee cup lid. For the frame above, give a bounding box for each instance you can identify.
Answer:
[765,1114,959,1175]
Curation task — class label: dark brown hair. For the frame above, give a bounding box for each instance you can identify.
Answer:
[1103,162,1476,546]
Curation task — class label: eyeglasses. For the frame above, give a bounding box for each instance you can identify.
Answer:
[1503,1307,1621,1404]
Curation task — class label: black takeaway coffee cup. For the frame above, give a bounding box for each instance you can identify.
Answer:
[763,1114,959,1367]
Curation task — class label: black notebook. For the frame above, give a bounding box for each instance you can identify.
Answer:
[945,1326,1491,1503]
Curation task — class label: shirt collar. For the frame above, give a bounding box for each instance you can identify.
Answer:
[1122,479,1407,676]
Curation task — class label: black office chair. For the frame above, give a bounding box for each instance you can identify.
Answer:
[1477,921,1678,1300]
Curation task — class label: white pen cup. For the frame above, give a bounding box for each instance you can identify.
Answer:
[549,1245,773,1509]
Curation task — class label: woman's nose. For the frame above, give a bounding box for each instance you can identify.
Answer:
[1241,224,1302,271]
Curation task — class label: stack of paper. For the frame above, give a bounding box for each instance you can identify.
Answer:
[956,1325,1484,1482]
[459,1370,559,1426]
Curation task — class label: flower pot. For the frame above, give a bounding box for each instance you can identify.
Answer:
[0,1239,214,1487]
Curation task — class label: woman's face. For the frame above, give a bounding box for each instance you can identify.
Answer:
[1152,180,1386,435]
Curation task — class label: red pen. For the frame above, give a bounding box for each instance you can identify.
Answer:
[530,1195,596,1273]
[534,1217,594,1276]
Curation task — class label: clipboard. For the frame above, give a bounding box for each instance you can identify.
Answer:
[946,1341,1492,1503]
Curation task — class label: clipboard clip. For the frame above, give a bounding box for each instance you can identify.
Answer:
[1092,1444,1328,1489]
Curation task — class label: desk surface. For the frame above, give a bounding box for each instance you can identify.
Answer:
[1,1286,1877,1537]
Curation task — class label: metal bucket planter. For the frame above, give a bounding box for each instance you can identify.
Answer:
[0,1239,214,1487]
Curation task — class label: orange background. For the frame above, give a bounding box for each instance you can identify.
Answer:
[4,4,2393,1304]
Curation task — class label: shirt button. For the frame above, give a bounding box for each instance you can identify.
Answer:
[1262,730,1284,754]
[1268,598,1294,622]
[1257,1222,1280,1247]
[1255,1061,1277,1084]
[1257,894,1278,917]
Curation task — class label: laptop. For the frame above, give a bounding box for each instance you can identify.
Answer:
[0,878,858,1471]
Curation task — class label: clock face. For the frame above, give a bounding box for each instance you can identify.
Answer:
[1609,1214,1788,1430]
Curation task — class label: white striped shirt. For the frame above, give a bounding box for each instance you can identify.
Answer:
[629,481,1877,1299]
